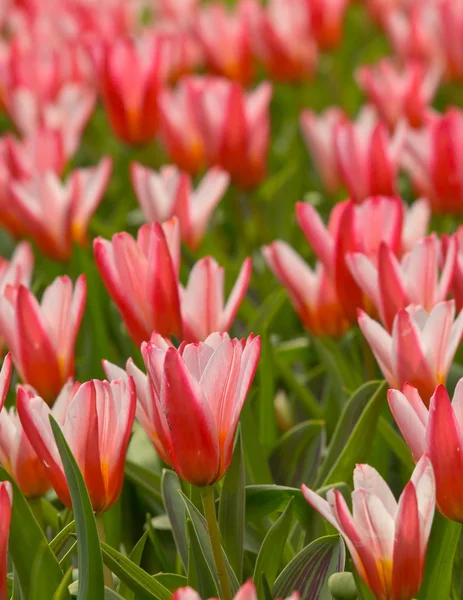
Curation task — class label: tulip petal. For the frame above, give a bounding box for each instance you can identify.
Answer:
[410,455,436,553]
[357,310,394,384]
[388,389,427,462]
[377,244,409,331]
[222,257,252,331]
[353,464,397,517]
[296,202,335,274]
[0,354,11,411]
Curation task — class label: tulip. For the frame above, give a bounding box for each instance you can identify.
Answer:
[0,275,86,403]
[180,257,251,342]
[0,354,12,412]
[299,107,347,194]
[172,581,299,600]
[334,106,406,204]
[389,382,463,523]
[156,27,203,83]
[296,196,430,321]
[131,163,230,250]
[402,108,463,214]
[358,301,463,404]
[195,2,254,85]
[262,241,348,337]
[437,0,463,82]
[141,332,260,486]
[93,35,165,145]
[302,456,435,600]
[94,220,182,346]
[446,226,463,311]
[0,481,12,600]
[17,377,136,513]
[10,157,112,260]
[155,0,198,25]
[305,0,349,50]
[3,127,66,178]
[356,59,440,129]
[347,234,457,331]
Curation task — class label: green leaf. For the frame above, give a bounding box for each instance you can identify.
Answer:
[50,521,76,554]
[161,470,188,571]
[245,485,309,525]
[240,400,273,484]
[249,287,287,332]
[253,497,293,598]
[218,430,245,580]
[273,535,345,599]
[0,466,65,599]
[100,542,171,600]
[377,416,415,473]
[187,518,218,599]
[417,513,462,600]
[153,574,187,591]
[125,461,163,504]
[52,569,74,600]
[269,420,325,487]
[118,530,149,600]
[276,358,323,419]
[316,381,386,487]
[258,329,278,454]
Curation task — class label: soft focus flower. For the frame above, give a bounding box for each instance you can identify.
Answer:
[195,2,254,85]
[9,157,112,260]
[131,163,230,250]
[296,196,429,321]
[356,59,440,129]
[0,275,86,404]
[302,456,435,600]
[17,377,136,513]
[299,107,346,194]
[157,27,203,83]
[155,0,198,26]
[93,35,165,145]
[262,241,348,337]
[389,381,463,523]
[141,332,260,485]
[94,220,182,346]
[0,354,12,412]
[334,106,406,203]
[358,301,463,404]
[436,0,463,82]
[402,108,463,214]
[305,0,349,50]
[347,234,457,331]
[171,580,299,600]
[446,226,463,311]
[2,127,66,178]
[0,481,12,600]
[180,257,252,342]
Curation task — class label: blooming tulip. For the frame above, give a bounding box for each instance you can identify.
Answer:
[436,0,463,82]
[347,234,457,331]
[141,332,260,485]
[3,127,66,178]
[157,27,203,83]
[302,456,435,600]
[358,301,463,404]
[94,220,182,346]
[17,377,136,513]
[172,581,299,600]
[262,241,348,337]
[0,275,86,403]
[180,257,252,342]
[10,157,112,260]
[446,226,463,311]
[305,0,349,50]
[334,106,406,203]
[356,59,440,129]
[299,107,346,194]
[402,108,463,214]
[389,381,463,523]
[0,354,12,412]
[131,163,230,250]
[0,481,12,600]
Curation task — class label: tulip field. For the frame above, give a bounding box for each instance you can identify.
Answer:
[2,0,463,599]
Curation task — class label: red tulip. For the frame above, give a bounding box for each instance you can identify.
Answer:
[0,481,12,600]
[17,377,136,513]
[436,0,463,82]
[305,0,349,50]
[446,226,463,311]
[172,581,298,600]
[302,456,435,600]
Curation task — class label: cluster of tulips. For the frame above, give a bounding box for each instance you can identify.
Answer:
[0,0,463,599]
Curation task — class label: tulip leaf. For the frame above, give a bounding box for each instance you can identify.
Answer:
[187,518,218,599]
[258,328,278,454]
[100,542,171,600]
[50,521,76,554]
[276,358,323,419]
[118,530,149,600]
[52,568,74,600]
[316,381,386,487]
[273,535,345,600]
[125,460,163,505]
[253,497,293,598]
[240,399,273,484]
[153,574,187,591]
[417,513,462,600]
[161,470,188,571]
[245,485,309,525]
[0,466,65,599]
[377,416,415,473]
[218,430,245,580]
[50,415,105,600]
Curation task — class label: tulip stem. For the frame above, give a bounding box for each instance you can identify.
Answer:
[200,485,233,600]
[96,513,115,590]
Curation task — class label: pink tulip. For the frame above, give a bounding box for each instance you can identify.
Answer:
[402,108,463,214]
[0,275,86,404]
[348,233,457,331]
[0,354,12,412]
[94,219,183,346]
[157,27,203,83]
[0,481,12,600]
[155,0,199,26]
[10,157,111,260]
[358,301,463,404]
[436,0,463,82]
[131,163,230,250]
[334,106,406,203]
[389,382,463,523]
[262,241,348,337]
[3,127,66,177]
[172,580,299,600]
[446,226,463,311]
[299,107,347,194]
[17,377,136,513]
[305,0,349,50]
[356,59,440,129]
[180,257,252,342]
[302,456,435,600]
[141,332,260,485]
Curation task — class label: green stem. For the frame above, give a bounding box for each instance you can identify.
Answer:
[200,486,233,600]
[28,497,44,529]
[361,335,377,381]
[96,514,115,590]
